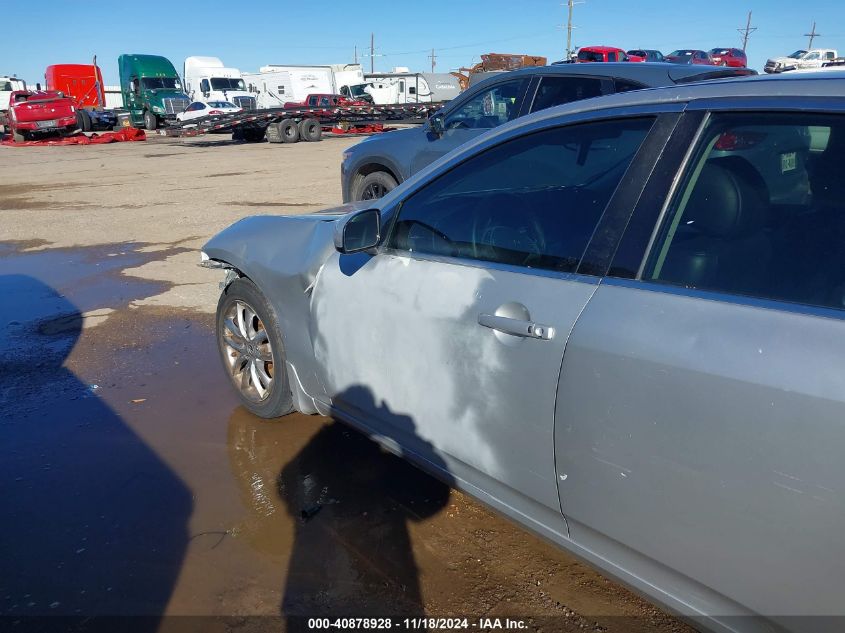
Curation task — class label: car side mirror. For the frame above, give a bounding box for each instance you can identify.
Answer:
[334,208,381,254]
[429,113,445,136]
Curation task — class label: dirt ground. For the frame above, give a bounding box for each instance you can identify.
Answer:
[0,133,694,632]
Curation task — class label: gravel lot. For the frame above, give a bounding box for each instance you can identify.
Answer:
[0,133,692,632]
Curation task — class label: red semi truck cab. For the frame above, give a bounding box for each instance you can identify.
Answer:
[45,64,105,109]
[44,64,118,131]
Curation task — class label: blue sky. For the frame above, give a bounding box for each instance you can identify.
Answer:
[2,0,842,85]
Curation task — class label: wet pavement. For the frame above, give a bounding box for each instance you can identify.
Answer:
[0,241,693,633]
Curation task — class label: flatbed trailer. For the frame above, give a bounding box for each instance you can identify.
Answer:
[158,102,444,143]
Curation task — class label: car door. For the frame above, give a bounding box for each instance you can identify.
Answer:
[555,107,845,621]
[409,77,529,176]
[311,115,659,513]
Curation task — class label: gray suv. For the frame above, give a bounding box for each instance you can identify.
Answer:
[341,62,754,202]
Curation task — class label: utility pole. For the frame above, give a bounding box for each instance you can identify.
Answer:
[564,0,584,60]
[428,48,436,72]
[738,11,757,52]
[805,21,820,49]
[370,32,375,73]
[354,45,358,64]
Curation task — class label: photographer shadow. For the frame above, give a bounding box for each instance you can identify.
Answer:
[227,385,453,630]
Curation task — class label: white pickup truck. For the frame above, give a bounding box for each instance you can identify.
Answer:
[764,49,838,73]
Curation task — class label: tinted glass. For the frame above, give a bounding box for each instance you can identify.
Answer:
[614,78,646,93]
[578,50,605,62]
[530,76,604,113]
[210,78,246,91]
[142,77,180,90]
[388,118,654,272]
[445,79,527,130]
[646,113,845,311]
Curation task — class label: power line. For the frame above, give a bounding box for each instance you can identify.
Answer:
[738,11,757,52]
[804,21,821,49]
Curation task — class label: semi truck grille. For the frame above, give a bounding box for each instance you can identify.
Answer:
[163,97,190,114]
[233,96,256,111]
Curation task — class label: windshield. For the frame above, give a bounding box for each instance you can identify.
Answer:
[789,50,807,59]
[0,81,12,91]
[577,50,605,62]
[347,83,371,97]
[141,77,181,90]
[207,101,236,108]
[668,50,694,58]
[210,78,245,91]
[710,49,731,56]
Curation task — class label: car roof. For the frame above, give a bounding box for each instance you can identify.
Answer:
[473,62,753,90]
[499,73,845,132]
[579,46,624,53]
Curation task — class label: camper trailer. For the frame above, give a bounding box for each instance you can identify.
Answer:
[361,70,461,104]
[243,64,368,109]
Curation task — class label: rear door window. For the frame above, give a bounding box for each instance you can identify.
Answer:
[530,76,604,113]
[645,112,845,311]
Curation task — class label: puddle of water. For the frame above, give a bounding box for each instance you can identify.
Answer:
[0,242,170,321]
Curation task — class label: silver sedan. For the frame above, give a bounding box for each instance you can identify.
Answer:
[203,72,845,633]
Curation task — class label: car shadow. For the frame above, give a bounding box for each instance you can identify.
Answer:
[0,274,192,630]
[227,386,453,630]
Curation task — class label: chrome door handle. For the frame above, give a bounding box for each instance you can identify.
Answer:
[478,313,555,340]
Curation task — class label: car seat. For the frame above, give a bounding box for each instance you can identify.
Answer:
[659,156,772,295]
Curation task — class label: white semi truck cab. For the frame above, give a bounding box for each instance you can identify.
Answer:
[183,57,256,110]
[1,75,27,111]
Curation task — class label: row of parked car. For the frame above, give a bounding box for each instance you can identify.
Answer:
[570,45,748,67]
[204,59,845,633]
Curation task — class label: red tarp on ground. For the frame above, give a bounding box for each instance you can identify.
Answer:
[329,124,394,135]
[1,128,146,147]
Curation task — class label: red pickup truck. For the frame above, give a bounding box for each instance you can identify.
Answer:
[283,93,369,109]
[6,90,77,142]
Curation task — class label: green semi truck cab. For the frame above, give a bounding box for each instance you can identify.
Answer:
[118,54,190,130]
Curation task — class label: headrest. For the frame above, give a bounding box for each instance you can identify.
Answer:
[682,157,769,238]
[811,126,845,209]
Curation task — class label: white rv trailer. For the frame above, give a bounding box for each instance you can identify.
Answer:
[243,64,366,109]
[183,57,256,110]
[361,71,461,104]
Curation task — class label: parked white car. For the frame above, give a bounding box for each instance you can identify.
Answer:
[175,100,241,122]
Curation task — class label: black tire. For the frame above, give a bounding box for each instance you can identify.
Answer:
[12,128,25,143]
[143,110,158,131]
[265,122,284,143]
[77,110,92,132]
[299,117,322,142]
[239,127,266,143]
[216,277,294,419]
[353,170,398,201]
[280,119,299,143]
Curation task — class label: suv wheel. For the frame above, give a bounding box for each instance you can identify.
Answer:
[354,171,398,201]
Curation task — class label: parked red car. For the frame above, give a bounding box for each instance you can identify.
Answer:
[576,46,638,63]
[709,48,747,67]
[6,90,77,142]
[665,49,717,65]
